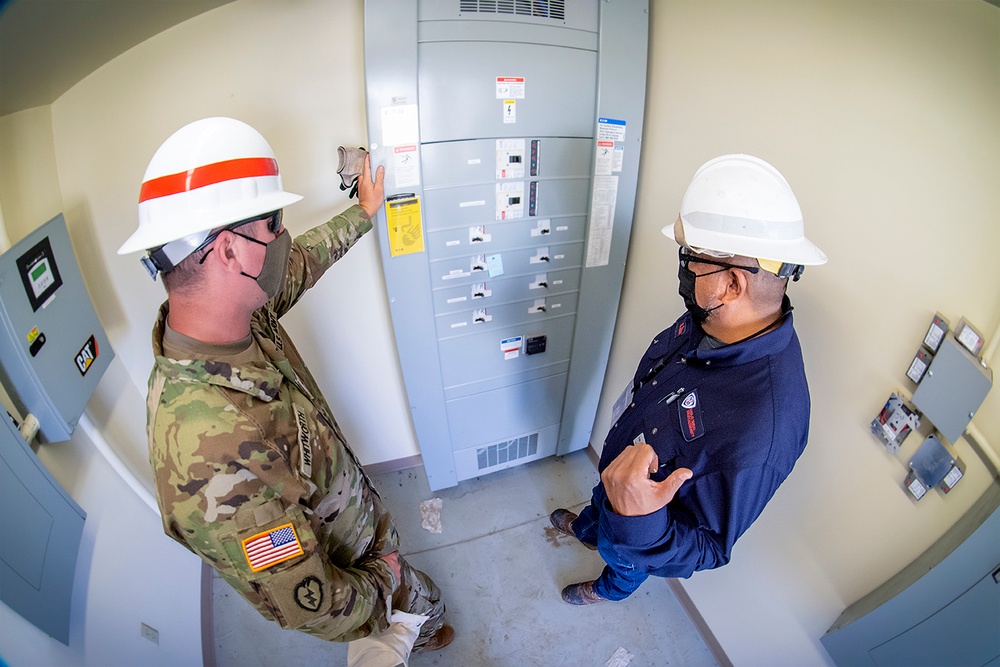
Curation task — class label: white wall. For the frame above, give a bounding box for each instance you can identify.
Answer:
[0,109,202,666]
[2,0,998,665]
[589,1,1000,664]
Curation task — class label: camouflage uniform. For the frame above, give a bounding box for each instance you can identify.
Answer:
[147,204,444,644]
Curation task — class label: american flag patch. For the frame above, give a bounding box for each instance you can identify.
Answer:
[242,523,304,572]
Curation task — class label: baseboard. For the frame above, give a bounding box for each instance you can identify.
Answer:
[201,562,217,667]
[667,579,733,667]
[362,453,423,476]
[364,447,595,477]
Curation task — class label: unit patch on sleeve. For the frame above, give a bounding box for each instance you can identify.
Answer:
[678,390,705,442]
[293,404,312,478]
[294,576,324,612]
[242,523,304,572]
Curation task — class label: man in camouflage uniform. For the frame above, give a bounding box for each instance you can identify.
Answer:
[118,117,451,652]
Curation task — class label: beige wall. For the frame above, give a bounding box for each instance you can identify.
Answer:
[0,106,63,248]
[1,0,998,664]
[592,1,999,663]
[50,0,417,472]
[0,109,202,666]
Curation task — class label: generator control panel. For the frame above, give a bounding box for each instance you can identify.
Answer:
[0,214,113,442]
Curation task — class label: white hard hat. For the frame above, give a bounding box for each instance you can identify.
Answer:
[118,117,302,274]
[662,154,827,271]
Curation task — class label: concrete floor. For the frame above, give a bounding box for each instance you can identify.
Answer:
[212,451,718,666]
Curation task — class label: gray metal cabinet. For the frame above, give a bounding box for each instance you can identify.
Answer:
[822,483,1000,666]
[364,0,648,489]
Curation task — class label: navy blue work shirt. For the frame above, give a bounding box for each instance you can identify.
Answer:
[595,297,810,578]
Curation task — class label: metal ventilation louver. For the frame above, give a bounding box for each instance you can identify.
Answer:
[459,0,566,20]
[477,432,539,469]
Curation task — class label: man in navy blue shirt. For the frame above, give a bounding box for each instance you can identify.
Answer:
[551,154,827,604]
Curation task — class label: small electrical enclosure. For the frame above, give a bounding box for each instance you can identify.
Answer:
[908,434,959,490]
[954,317,985,358]
[903,469,927,501]
[906,349,933,384]
[922,313,949,353]
[871,393,920,454]
[911,336,992,443]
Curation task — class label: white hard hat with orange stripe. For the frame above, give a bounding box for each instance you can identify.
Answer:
[118,117,302,278]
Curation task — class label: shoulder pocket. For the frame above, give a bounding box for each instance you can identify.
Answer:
[222,500,334,629]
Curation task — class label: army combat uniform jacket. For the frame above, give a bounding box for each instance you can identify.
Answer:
[148,205,399,642]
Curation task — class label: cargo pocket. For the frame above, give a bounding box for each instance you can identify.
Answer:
[221,500,335,630]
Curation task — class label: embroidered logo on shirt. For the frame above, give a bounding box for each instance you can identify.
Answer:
[293,404,313,478]
[242,523,304,572]
[678,390,705,442]
[675,320,686,337]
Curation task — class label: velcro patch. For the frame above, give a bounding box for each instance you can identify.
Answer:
[678,390,705,442]
[293,404,312,478]
[242,523,304,572]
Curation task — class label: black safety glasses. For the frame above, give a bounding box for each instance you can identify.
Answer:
[678,246,759,275]
[195,210,283,264]
[196,210,283,253]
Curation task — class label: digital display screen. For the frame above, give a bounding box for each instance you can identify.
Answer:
[17,236,63,311]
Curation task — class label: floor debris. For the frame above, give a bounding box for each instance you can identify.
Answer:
[605,646,634,667]
[419,497,443,534]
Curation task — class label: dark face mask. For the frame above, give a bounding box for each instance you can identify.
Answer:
[677,263,726,324]
[235,229,291,299]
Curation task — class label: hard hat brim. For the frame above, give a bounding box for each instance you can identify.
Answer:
[118,190,302,255]
[661,219,828,266]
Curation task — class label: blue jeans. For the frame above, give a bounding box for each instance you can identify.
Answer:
[572,488,649,601]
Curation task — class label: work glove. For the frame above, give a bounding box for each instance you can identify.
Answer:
[337,145,368,200]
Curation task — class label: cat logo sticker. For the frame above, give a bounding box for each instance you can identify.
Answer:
[75,335,98,376]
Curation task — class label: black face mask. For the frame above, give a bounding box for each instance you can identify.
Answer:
[677,263,726,324]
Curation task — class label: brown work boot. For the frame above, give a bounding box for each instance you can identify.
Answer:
[415,624,455,652]
[549,509,597,550]
[561,581,607,606]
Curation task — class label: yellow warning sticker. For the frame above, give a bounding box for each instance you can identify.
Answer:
[386,195,425,257]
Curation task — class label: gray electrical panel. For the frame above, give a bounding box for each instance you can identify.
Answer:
[0,409,86,645]
[821,483,1000,666]
[911,335,992,444]
[364,0,648,489]
[0,213,114,442]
